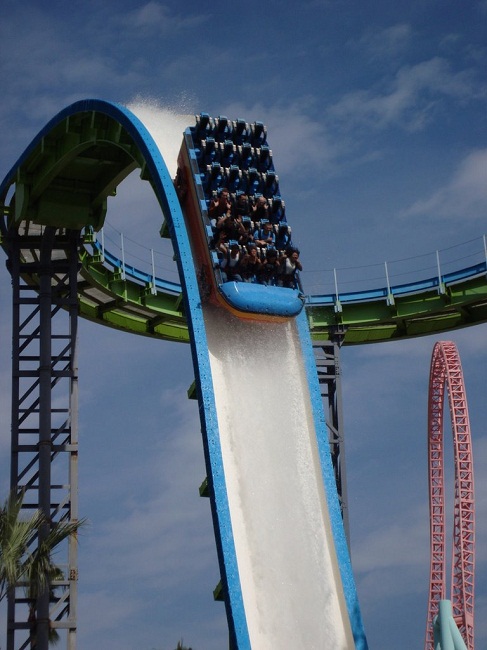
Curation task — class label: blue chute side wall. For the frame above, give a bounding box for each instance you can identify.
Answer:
[296,310,368,650]
[0,100,250,649]
[104,102,252,650]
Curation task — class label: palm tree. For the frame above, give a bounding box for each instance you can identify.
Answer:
[0,489,84,647]
[0,489,44,601]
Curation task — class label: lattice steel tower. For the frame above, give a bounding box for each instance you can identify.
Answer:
[5,225,80,650]
[313,332,350,546]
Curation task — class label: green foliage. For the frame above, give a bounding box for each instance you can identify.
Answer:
[0,488,85,646]
[175,641,193,650]
[147,642,193,650]
[0,489,44,601]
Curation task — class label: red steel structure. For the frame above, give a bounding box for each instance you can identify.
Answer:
[426,341,475,649]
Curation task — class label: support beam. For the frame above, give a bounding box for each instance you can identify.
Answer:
[313,333,350,549]
[7,227,80,650]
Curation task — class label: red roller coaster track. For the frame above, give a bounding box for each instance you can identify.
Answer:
[425,341,475,649]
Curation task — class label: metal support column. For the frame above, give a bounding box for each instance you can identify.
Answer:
[313,332,350,549]
[6,226,80,650]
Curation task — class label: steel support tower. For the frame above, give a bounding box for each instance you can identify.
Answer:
[6,225,80,650]
[313,332,350,547]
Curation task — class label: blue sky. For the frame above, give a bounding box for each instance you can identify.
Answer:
[0,1,486,649]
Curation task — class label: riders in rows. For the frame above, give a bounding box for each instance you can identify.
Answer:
[210,188,286,225]
[180,117,304,292]
[217,241,302,288]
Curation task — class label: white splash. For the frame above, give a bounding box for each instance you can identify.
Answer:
[128,98,194,177]
[205,307,354,649]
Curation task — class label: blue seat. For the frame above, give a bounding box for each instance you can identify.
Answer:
[238,142,254,170]
[224,165,242,193]
[256,145,274,173]
[263,171,280,198]
[250,121,267,147]
[269,197,286,224]
[194,113,212,142]
[202,162,224,193]
[233,118,250,145]
[198,137,218,170]
[245,168,263,196]
[213,115,233,142]
[220,140,237,167]
[275,223,292,250]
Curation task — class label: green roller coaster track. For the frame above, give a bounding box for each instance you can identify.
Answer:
[1,103,486,345]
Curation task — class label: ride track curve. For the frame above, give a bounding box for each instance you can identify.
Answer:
[0,99,484,649]
[1,101,487,347]
[426,342,475,650]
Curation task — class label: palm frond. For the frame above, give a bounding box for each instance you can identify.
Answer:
[1,490,85,601]
[26,519,86,599]
[0,490,46,600]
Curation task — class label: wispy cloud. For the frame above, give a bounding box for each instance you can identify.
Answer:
[348,23,413,61]
[220,99,337,178]
[353,509,429,574]
[78,589,142,637]
[0,3,205,133]
[401,148,487,220]
[328,57,479,132]
[115,1,209,34]
[76,372,224,648]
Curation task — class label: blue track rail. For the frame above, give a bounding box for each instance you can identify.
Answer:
[85,236,487,307]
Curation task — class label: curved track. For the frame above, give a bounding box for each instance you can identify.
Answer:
[1,101,486,345]
[1,100,483,649]
[426,341,475,650]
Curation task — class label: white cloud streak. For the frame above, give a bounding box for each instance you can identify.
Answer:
[328,57,480,132]
[115,2,209,34]
[402,148,487,220]
[219,99,337,178]
[348,23,413,61]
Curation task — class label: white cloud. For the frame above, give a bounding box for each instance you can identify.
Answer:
[349,23,413,60]
[402,148,487,220]
[78,588,141,636]
[116,2,208,34]
[353,505,429,572]
[328,57,479,132]
[219,99,337,178]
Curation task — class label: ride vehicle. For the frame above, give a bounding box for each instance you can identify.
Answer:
[175,114,305,321]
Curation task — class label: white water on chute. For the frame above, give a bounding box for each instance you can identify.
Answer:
[130,101,354,648]
[204,307,353,649]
